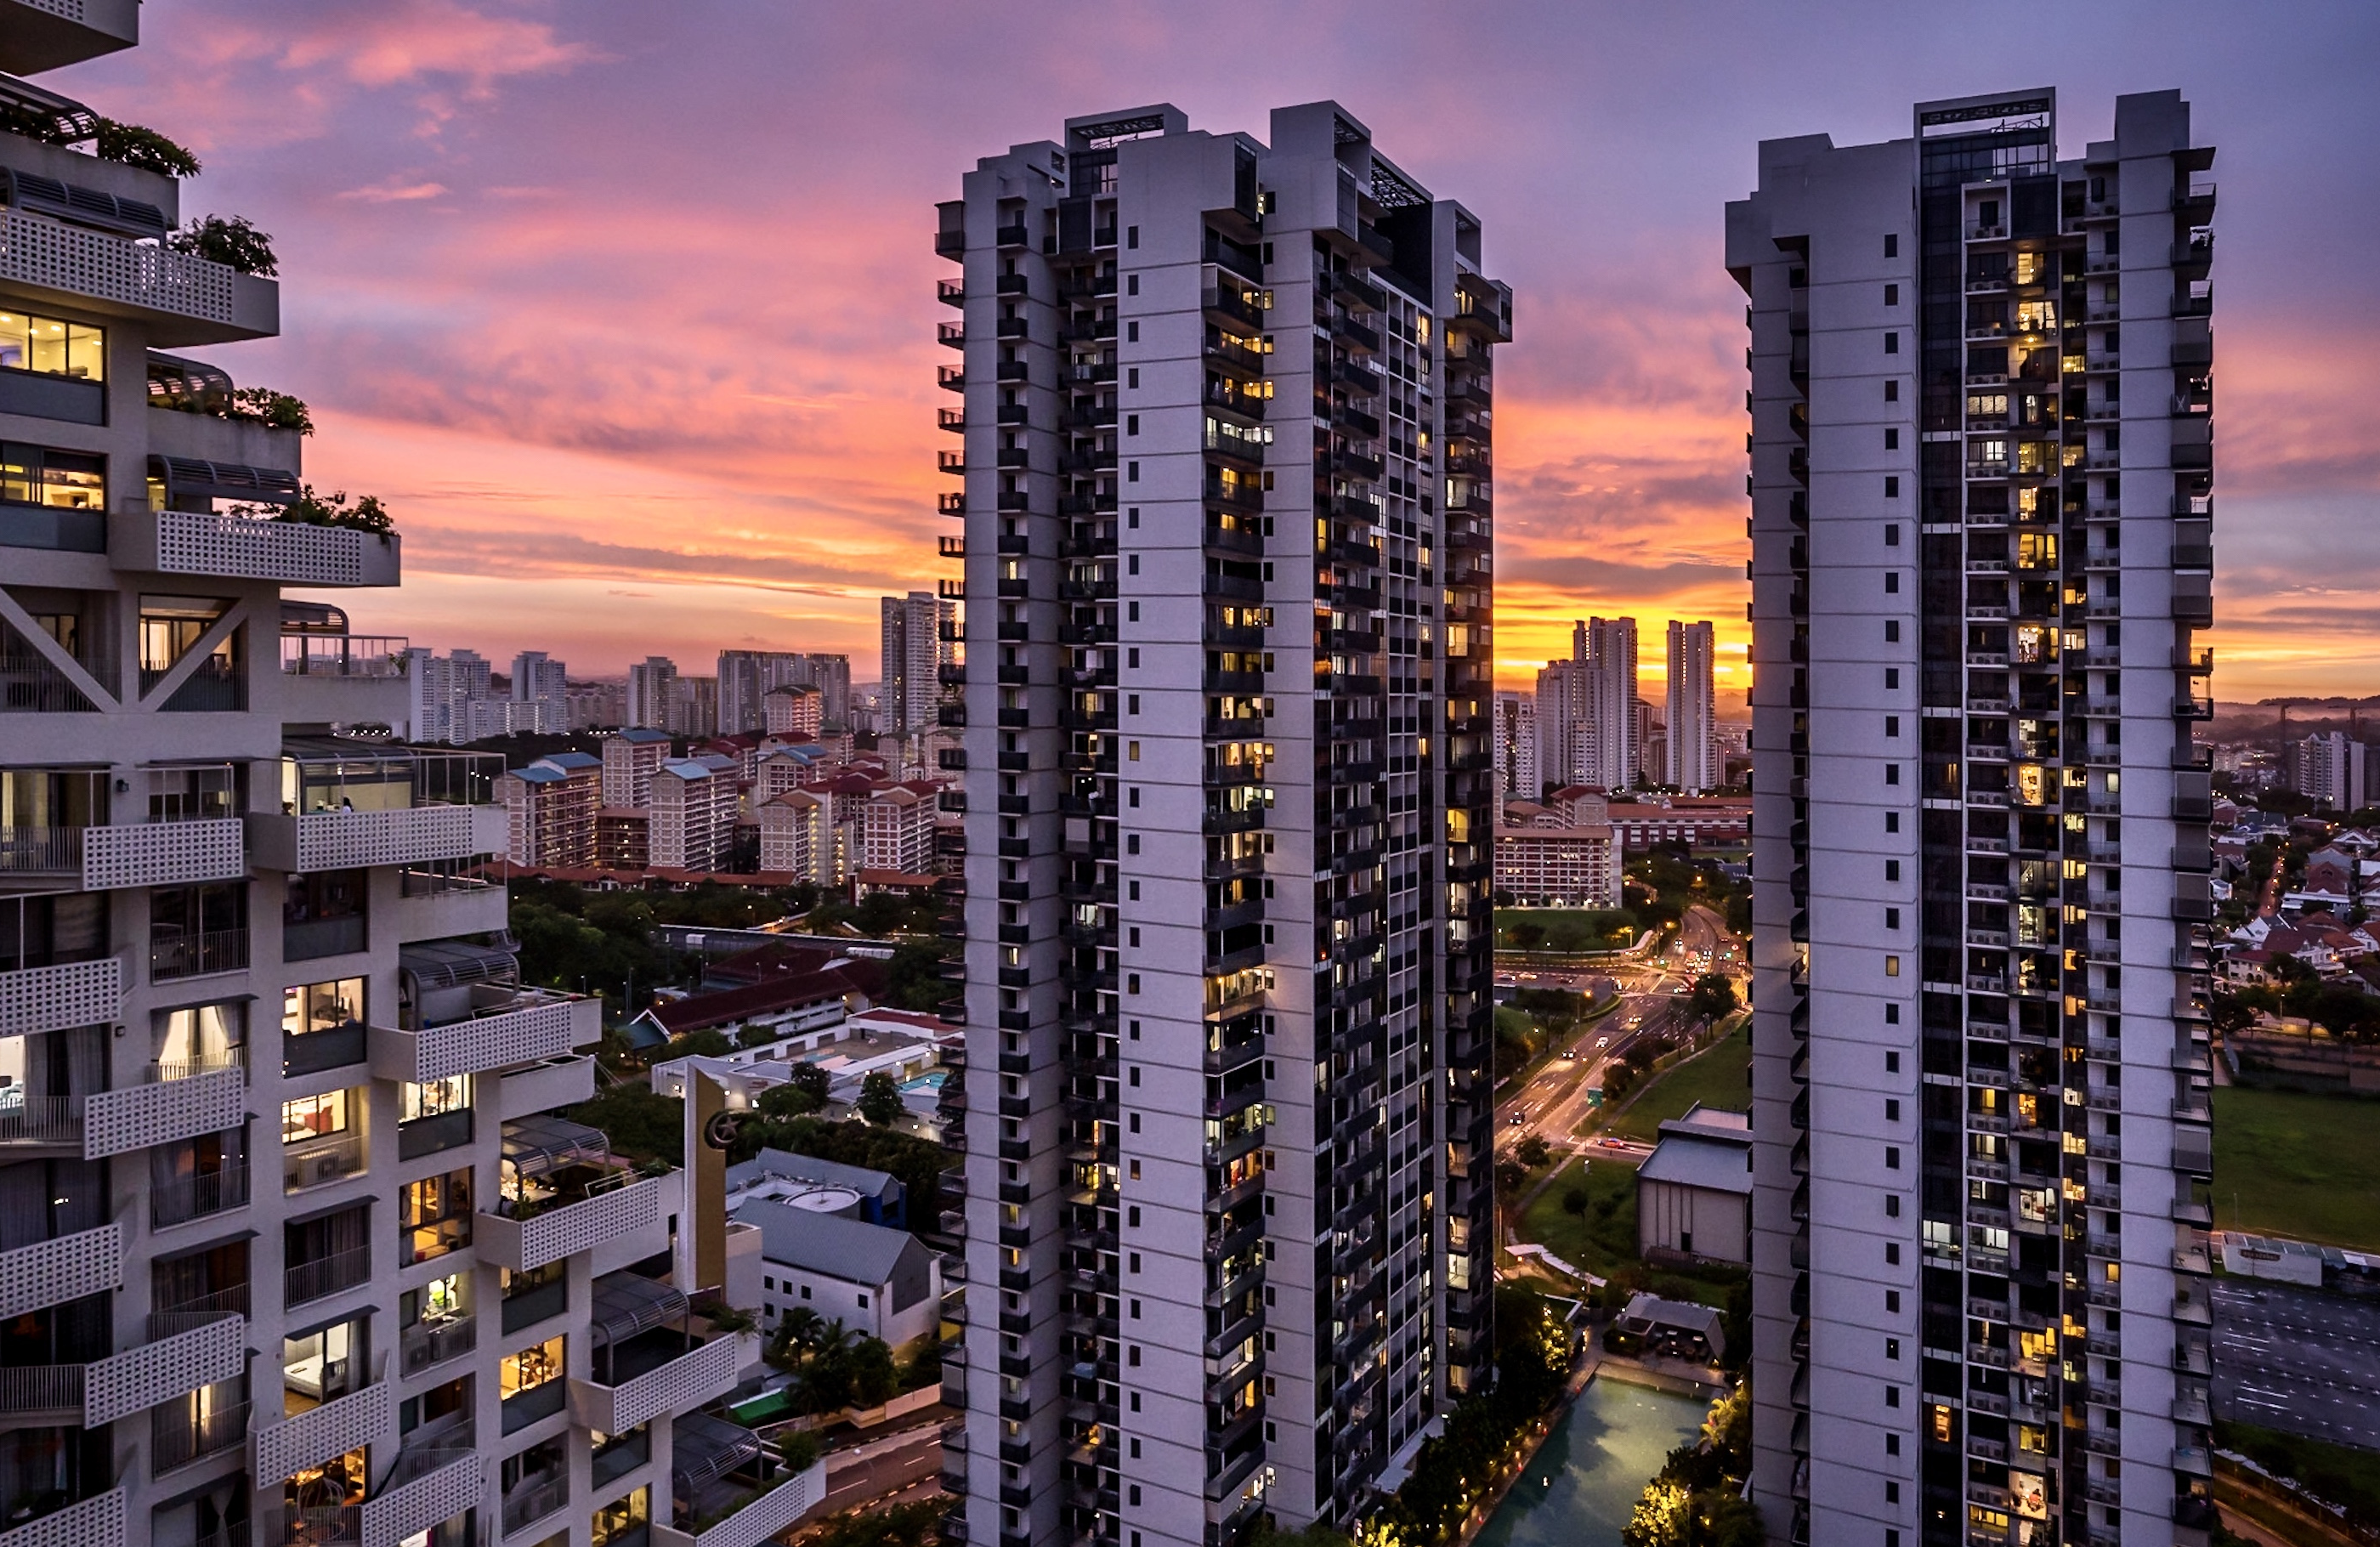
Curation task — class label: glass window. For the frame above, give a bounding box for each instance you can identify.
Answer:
[0,313,103,381]
[283,1314,368,1405]
[502,1334,564,1400]
[285,978,366,1037]
[148,764,237,822]
[158,1001,245,1076]
[589,1485,648,1547]
[399,1169,473,1266]
[0,443,103,509]
[405,1274,465,1327]
[281,1090,353,1145]
[401,1075,470,1123]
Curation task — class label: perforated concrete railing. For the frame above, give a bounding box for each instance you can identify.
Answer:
[81,819,245,891]
[360,1454,483,1547]
[293,806,474,871]
[83,1312,244,1426]
[83,1066,246,1161]
[254,1379,392,1482]
[0,1488,123,1547]
[407,998,586,1083]
[0,212,234,325]
[654,1459,827,1547]
[573,1333,738,1433]
[20,0,85,21]
[150,509,366,586]
[499,1173,663,1272]
[0,1224,122,1321]
[0,958,120,1039]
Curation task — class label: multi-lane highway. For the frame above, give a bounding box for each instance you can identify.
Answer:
[2212,1279,2380,1451]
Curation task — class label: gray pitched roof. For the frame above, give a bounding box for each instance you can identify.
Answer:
[734,1198,921,1286]
[727,1148,901,1203]
[1637,1133,1754,1196]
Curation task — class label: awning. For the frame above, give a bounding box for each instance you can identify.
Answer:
[590,1271,686,1350]
[150,455,300,509]
[500,1115,613,1178]
[398,939,518,992]
[280,601,350,634]
[0,72,97,144]
[148,352,235,413]
[671,1413,763,1488]
[0,166,166,241]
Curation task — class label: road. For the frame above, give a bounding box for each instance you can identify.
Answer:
[819,1420,947,1514]
[1495,904,1748,1157]
[2211,1280,2380,1451]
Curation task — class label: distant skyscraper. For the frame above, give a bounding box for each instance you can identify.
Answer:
[879,592,952,736]
[1493,690,1538,798]
[626,655,677,730]
[1732,88,2218,1547]
[511,649,567,704]
[2295,732,2366,809]
[1535,659,1586,790]
[1579,615,1639,791]
[717,649,821,734]
[944,100,1508,1545]
[1666,620,1719,792]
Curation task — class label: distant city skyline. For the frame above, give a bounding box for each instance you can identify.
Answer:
[64,3,2372,699]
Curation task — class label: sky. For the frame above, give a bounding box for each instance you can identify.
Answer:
[56,1,2380,701]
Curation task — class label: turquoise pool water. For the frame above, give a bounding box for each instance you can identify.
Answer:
[1473,1377,1708,1547]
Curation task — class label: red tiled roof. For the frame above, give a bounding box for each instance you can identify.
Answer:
[652,960,889,1035]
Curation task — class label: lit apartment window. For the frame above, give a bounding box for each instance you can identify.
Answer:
[0,441,104,509]
[502,1334,566,1433]
[399,1167,473,1265]
[0,313,103,380]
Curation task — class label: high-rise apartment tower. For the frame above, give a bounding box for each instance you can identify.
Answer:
[938,101,1509,1547]
[0,14,751,1547]
[881,592,955,737]
[1578,616,1638,793]
[1666,620,1719,793]
[1730,89,2218,1547]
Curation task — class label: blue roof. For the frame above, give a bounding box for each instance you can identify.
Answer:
[660,759,715,779]
[545,751,601,770]
[514,765,570,785]
[618,728,673,745]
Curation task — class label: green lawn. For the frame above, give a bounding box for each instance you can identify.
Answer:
[2217,1420,2380,1531]
[1496,907,1640,953]
[1600,1017,1752,1141]
[2210,1085,2380,1250]
[1514,1153,1743,1312]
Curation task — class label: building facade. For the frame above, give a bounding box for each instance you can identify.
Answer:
[1492,689,1537,799]
[1731,88,2218,1547]
[599,728,672,809]
[2292,731,2366,810]
[1578,616,1638,793]
[624,657,676,732]
[0,13,779,1547]
[944,101,1507,1547]
[648,760,736,873]
[879,592,953,739]
[1666,619,1720,793]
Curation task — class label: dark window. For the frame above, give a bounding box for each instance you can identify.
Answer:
[1884,235,1898,258]
[284,870,367,960]
[1884,332,1899,354]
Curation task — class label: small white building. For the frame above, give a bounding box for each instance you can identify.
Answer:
[736,1198,944,1348]
[1635,1102,1753,1266]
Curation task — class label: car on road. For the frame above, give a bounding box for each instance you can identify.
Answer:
[1595,1036,1609,1049]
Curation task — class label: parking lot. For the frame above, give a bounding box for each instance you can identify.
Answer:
[2211,1279,2380,1451]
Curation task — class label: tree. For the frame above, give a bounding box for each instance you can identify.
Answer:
[169,214,277,275]
[1561,1184,1590,1217]
[1515,1134,1552,1170]
[1508,919,1547,951]
[883,939,955,1012]
[849,1334,898,1406]
[662,1027,734,1062]
[858,1070,904,1126]
[1687,973,1739,1026]
[788,1063,831,1108]
[564,1085,684,1167]
[756,1080,825,1119]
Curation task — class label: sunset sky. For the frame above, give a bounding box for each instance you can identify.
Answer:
[61,1,2380,701]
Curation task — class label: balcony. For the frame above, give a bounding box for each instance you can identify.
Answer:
[372,988,599,1084]
[152,1158,251,1229]
[400,1312,477,1378]
[83,1061,246,1160]
[360,1448,481,1547]
[2,207,275,345]
[569,1274,740,1433]
[254,1378,393,1487]
[46,818,246,892]
[394,870,507,942]
[112,507,396,589]
[0,1223,121,1320]
[247,802,503,874]
[83,1309,246,1426]
[0,955,120,1040]
[278,633,411,725]
[479,1117,665,1272]
[284,1242,373,1308]
[658,1415,827,1547]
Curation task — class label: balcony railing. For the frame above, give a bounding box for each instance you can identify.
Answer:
[150,927,251,983]
[83,817,246,891]
[0,650,99,714]
[285,1131,367,1192]
[248,803,503,875]
[154,1397,250,1474]
[569,1332,737,1433]
[285,1244,372,1307]
[285,1020,368,1077]
[280,635,411,677]
[88,1062,248,1161]
[151,1161,252,1229]
[479,1170,664,1273]
[360,1448,481,1547]
[502,1477,570,1538]
[113,507,396,588]
[0,1093,83,1147]
[0,956,121,1038]
[255,1379,392,1483]
[0,1488,126,1547]
[400,1315,477,1377]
